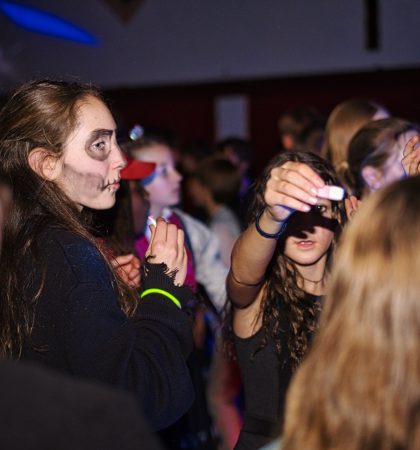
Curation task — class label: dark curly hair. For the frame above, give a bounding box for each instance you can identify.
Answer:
[224,151,347,370]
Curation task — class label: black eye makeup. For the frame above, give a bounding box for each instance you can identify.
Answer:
[310,203,331,216]
[85,129,114,161]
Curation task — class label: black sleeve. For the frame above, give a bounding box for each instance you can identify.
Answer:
[63,264,195,430]
[31,232,196,431]
[140,260,198,312]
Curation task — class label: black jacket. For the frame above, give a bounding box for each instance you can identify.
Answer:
[22,226,194,430]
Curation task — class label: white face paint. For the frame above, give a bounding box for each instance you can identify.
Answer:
[56,96,126,210]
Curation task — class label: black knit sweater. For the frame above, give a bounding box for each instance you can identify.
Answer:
[21,226,194,431]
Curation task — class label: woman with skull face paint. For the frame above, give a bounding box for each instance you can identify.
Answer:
[0,80,196,431]
[223,151,347,449]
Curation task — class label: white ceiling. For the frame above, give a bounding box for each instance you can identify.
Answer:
[1,0,420,94]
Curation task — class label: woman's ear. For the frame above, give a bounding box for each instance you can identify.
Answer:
[361,165,382,192]
[28,148,61,181]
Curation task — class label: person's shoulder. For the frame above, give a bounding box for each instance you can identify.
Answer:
[212,206,241,230]
[39,226,110,284]
[173,208,211,233]
[0,360,162,450]
[217,205,238,221]
[40,227,98,262]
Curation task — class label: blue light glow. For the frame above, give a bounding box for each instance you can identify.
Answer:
[0,1,98,45]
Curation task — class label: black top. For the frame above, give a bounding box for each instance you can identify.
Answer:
[234,293,321,450]
[21,226,195,431]
[0,360,163,450]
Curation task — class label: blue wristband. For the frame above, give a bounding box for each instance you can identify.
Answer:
[255,209,287,239]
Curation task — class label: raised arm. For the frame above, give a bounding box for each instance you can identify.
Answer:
[227,161,325,309]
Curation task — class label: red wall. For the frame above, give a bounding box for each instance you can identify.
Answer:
[107,67,420,177]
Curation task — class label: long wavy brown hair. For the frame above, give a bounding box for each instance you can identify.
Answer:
[0,80,137,358]
[283,175,420,450]
[224,151,347,369]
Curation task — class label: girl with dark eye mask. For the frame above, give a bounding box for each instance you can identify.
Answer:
[283,175,420,450]
[223,151,348,449]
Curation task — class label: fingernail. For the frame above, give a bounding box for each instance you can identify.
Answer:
[308,196,318,204]
[302,205,311,212]
[147,216,157,227]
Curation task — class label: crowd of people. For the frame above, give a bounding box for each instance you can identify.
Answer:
[0,79,419,450]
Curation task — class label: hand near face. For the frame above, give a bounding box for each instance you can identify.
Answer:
[146,218,188,286]
[264,161,325,223]
[402,135,420,177]
[111,253,141,288]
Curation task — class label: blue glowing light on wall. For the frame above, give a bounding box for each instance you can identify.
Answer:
[0,1,98,45]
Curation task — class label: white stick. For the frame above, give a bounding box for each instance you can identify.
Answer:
[317,185,345,201]
[147,215,157,227]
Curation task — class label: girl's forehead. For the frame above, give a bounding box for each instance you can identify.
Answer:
[135,144,173,164]
[75,97,116,131]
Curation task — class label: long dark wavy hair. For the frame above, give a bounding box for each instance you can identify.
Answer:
[283,176,420,450]
[224,151,347,370]
[0,80,137,358]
